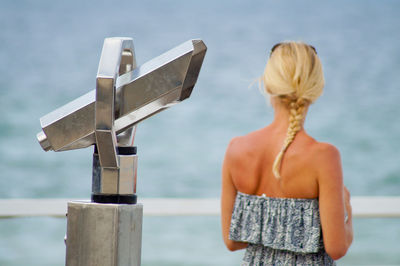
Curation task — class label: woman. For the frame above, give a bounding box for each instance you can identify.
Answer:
[221,42,353,265]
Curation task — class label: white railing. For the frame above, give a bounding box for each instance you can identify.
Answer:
[0,197,400,218]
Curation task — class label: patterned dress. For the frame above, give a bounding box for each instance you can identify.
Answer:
[229,192,335,265]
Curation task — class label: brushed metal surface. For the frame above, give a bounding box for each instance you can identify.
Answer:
[95,38,136,168]
[92,152,138,194]
[95,129,119,169]
[118,155,137,194]
[65,201,143,266]
[37,39,207,152]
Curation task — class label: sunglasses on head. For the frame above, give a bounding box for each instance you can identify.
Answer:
[270,43,317,56]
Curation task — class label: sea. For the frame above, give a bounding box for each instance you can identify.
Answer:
[0,0,399,265]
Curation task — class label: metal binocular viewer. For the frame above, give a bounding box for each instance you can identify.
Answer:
[37,37,206,203]
[37,37,206,266]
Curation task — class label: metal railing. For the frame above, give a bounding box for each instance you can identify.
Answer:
[1,197,400,218]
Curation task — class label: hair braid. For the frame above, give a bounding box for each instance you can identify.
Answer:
[263,41,324,178]
[272,97,307,179]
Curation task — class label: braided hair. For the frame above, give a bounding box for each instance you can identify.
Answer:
[263,42,324,179]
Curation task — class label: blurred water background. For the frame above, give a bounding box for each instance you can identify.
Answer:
[0,0,399,265]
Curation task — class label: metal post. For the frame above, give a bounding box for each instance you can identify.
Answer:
[65,202,143,266]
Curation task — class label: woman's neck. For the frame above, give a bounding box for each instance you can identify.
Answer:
[269,97,308,132]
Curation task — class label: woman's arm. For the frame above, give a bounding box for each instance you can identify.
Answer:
[343,186,354,246]
[317,143,353,260]
[221,140,248,251]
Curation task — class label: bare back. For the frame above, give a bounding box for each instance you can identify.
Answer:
[228,125,320,199]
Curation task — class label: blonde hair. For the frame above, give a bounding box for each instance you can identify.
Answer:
[262,42,325,178]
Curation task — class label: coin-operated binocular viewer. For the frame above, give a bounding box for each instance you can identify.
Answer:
[37,37,207,266]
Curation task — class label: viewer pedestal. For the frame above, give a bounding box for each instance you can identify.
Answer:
[65,201,143,266]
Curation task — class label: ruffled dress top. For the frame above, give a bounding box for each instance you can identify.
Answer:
[229,192,335,266]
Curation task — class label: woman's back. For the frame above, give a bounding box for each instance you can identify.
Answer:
[228,124,321,199]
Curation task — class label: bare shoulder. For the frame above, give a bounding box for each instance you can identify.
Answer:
[225,135,248,160]
[311,141,343,182]
[225,130,262,162]
[313,142,341,162]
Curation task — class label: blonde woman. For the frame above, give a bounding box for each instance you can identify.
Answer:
[221,42,353,265]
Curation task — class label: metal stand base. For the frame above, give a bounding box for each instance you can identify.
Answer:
[65,201,143,266]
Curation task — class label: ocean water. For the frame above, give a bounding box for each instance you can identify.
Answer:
[0,0,400,265]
